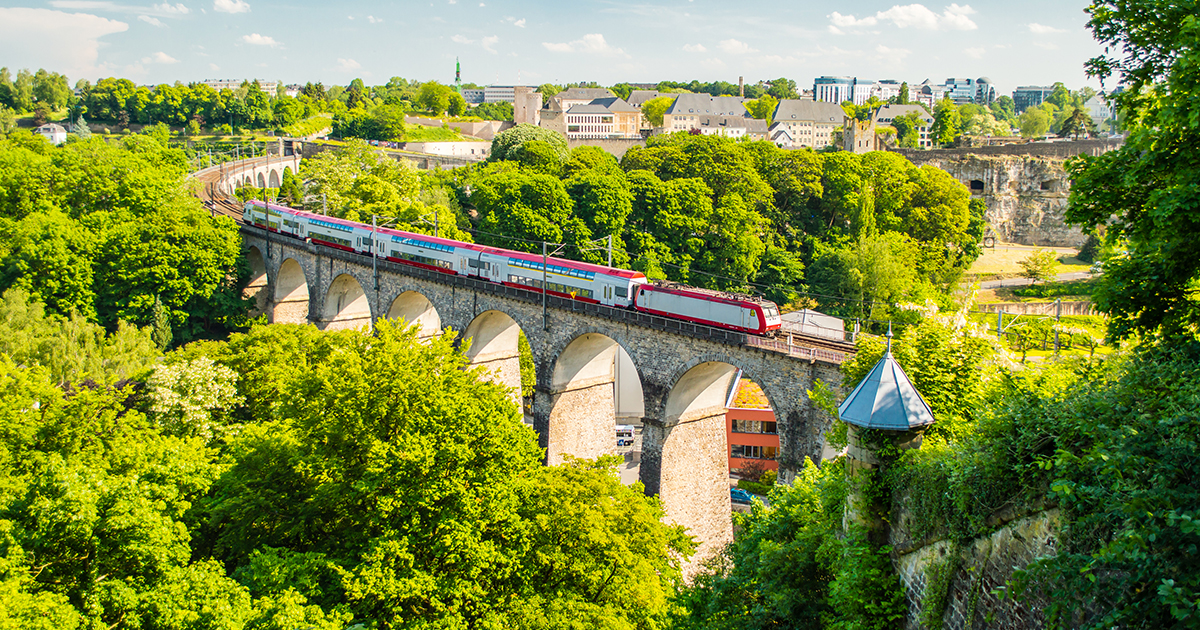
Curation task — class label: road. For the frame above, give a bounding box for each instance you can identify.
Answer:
[979,271,1094,289]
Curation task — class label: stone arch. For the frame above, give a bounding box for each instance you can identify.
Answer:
[544,332,645,466]
[321,273,372,331]
[268,168,280,188]
[461,310,526,405]
[256,172,266,188]
[387,290,441,339]
[272,257,309,324]
[244,246,268,315]
[650,357,749,574]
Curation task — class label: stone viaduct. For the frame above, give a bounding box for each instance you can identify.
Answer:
[193,154,302,198]
[241,225,845,569]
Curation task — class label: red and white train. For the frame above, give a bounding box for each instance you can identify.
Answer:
[244,200,782,335]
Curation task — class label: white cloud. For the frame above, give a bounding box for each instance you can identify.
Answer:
[335,57,361,71]
[829,11,876,28]
[142,50,177,63]
[541,33,627,57]
[367,15,381,23]
[513,18,525,27]
[481,34,499,54]
[717,38,757,54]
[876,43,910,59]
[682,43,706,53]
[153,2,188,13]
[1028,22,1066,34]
[209,62,219,70]
[241,32,278,46]
[829,3,976,33]
[138,14,164,25]
[0,8,128,79]
[503,16,524,27]
[213,0,248,13]
[451,34,473,44]
[963,46,985,58]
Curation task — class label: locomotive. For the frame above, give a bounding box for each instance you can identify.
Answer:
[244,200,782,336]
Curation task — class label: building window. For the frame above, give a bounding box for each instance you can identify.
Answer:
[731,444,778,459]
[732,419,777,434]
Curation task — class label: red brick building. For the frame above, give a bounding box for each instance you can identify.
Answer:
[726,379,779,477]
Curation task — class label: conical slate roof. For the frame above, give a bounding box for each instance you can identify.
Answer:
[837,340,936,431]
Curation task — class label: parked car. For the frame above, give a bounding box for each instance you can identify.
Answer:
[730,487,755,505]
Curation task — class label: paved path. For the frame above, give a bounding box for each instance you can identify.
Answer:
[979,271,1094,289]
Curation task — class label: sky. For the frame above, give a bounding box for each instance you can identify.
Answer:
[0,0,1111,96]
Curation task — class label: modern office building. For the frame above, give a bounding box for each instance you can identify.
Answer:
[1012,86,1057,112]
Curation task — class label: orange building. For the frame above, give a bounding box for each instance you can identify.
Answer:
[726,379,779,476]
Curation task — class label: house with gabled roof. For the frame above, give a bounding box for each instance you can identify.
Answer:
[769,99,845,149]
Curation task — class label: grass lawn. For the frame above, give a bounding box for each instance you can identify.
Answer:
[402,125,483,142]
[966,243,1084,280]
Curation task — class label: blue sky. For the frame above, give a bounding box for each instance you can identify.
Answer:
[0,0,1109,96]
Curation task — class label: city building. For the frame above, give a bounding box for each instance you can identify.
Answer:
[814,76,877,105]
[813,75,855,104]
[548,87,615,112]
[462,89,486,104]
[874,104,935,148]
[661,94,747,132]
[692,115,767,139]
[626,90,670,108]
[1084,94,1113,128]
[913,80,948,108]
[944,77,978,105]
[1012,86,1056,113]
[974,77,996,105]
[483,85,519,103]
[769,99,846,148]
[36,123,67,145]
[725,378,779,477]
[200,79,278,94]
[872,79,904,102]
[563,96,641,139]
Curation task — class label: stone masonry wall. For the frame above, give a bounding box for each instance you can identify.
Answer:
[916,154,1084,247]
[892,510,1059,630]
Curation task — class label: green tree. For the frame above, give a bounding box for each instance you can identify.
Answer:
[1018,249,1059,284]
[745,94,778,122]
[641,96,674,128]
[417,81,452,114]
[930,98,961,146]
[890,110,924,148]
[488,123,569,162]
[471,168,573,252]
[898,81,910,104]
[766,77,799,100]
[1062,0,1200,339]
[1046,82,1070,109]
[0,210,97,319]
[1058,107,1096,139]
[1019,106,1052,138]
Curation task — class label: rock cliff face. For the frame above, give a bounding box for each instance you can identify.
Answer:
[919,155,1086,247]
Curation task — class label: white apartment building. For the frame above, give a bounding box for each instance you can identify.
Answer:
[200,79,278,93]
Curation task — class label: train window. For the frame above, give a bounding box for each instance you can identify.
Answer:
[468,259,479,267]
[615,286,627,298]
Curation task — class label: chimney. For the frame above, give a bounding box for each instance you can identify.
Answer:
[739,76,744,97]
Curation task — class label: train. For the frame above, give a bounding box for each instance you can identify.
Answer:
[243,200,783,336]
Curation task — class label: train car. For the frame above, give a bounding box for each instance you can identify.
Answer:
[243,200,786,336]
[487,248,647,308]
[633,283,782,335]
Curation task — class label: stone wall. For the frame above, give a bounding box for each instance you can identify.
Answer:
[892,510,1059,630]
[891,138,1122,163]
[914,154,1085,247]
[566,137,647,159]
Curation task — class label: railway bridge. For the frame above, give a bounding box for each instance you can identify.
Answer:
[241,225,848,569]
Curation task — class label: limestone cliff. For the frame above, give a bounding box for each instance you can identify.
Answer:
[919,154,1085,248]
